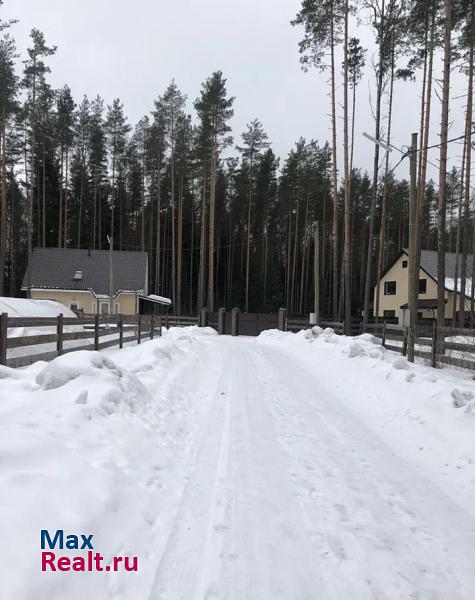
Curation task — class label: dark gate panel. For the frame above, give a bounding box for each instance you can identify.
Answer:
[206,311,279,336]
[256,312,279,335]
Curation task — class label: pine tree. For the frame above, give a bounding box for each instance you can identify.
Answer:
[347,37,366,173]
[21,29,56,273]
[361,0,406,327]
[292,0,345,319]
[0,28,18,294]
[88,96,107,250]
[237,119,269,312]
[194,71,234,312]
[105,99,130,249]
[55,85,75,247]
[159,81,186,309]
[437,0,454,339]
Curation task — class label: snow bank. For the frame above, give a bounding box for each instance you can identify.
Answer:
[258,326,475,406]
[258,327,475,519]
[0,328,220,600]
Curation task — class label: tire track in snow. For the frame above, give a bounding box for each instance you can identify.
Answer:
[147,341,234,600]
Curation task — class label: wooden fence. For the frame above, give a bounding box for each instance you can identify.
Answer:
[4,305,475,373]
[363,322,475,371]
[0,313,199,369]
[281,310,475,372]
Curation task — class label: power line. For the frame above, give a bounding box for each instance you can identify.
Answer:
[375,130,475,157]
[423,130,475,152]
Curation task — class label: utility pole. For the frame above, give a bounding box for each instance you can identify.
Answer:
[314,221,320,324]
[107,234,114,315]
[407,132,418,363]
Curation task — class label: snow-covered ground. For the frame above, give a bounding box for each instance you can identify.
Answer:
[0,326,474,599]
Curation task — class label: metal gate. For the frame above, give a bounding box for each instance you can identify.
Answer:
[208,312,279,336]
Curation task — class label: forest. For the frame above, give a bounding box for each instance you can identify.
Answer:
[0,0,473,325]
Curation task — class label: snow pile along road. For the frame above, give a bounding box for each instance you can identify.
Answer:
[0,327,220,600]
[258,326,475,515]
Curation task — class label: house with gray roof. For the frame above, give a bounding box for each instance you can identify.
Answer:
[374,249,473,321]
[22,248,148,315]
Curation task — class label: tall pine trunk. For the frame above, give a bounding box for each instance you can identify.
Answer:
[343,0,351,334]
[154,163,161,294]
[208,138,217,312]
[363,0,385,328]
[171,124,176,309]
[330,12,339,320]
[0,109,6,295]
[459,0,474,325]
[245,152,253,312]
[416,7,436,292]
[375,37,395,322]
[58,145,63,248]
[437,0,453,340]
[198,165,207,311]
[177,172,184,314]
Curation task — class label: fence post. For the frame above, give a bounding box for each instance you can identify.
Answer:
[200,308,208,328]
[119,315,124,349]
[431,321,438,368]
[150,314,154,340]
[278,308,287,332]
[158,315,163,337]
[231,307,240,336]
[57,313,64,356]
[402,328,408,356]
[165,314,169,330]
[218,308,225,335]
[0,312,7,366]
[94,314,100,351]
[381,321,387,348]
[137,315,142,344]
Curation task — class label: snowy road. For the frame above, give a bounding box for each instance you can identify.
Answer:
[147,336,475,600]
[2,328,475,600]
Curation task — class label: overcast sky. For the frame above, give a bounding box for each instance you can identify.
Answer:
[2,0,469,181]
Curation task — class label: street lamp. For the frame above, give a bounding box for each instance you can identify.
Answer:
[362,131,393,153]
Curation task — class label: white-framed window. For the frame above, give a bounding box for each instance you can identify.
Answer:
[115,303,120,314]
[100,302,109,315]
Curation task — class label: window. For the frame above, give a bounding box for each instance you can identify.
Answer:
[402,260,408,268]
[101,302,109,315]
[383,310,396,318]
[384,281,397,295]
[419,278,427,294]
[73,270,83,280]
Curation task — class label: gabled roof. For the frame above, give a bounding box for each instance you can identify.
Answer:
[379,249,473,292]
[22,248,148,297]
[419,249,473,282]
